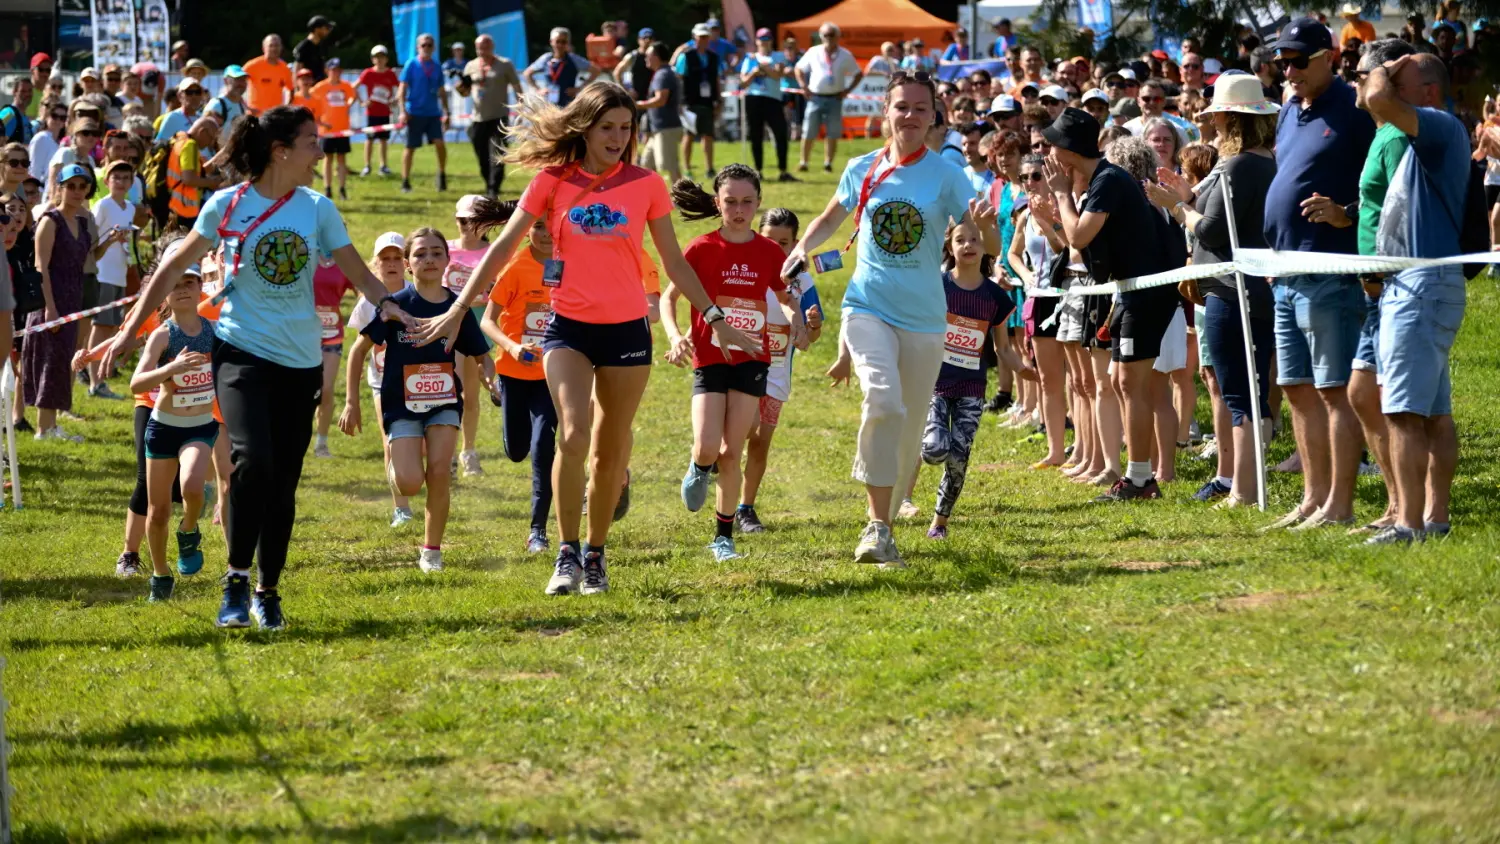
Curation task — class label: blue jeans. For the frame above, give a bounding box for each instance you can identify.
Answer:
[1273,274,1363,389]
[388,408,461,440]
[1378,265,1466,417]
[1204,294,1273,427]
[1352,290,1381,374]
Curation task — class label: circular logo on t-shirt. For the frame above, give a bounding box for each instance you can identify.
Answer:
[870,200,925,256]
[253,230,311,286]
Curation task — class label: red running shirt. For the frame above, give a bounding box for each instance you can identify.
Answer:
[682,230,787,367]
[356,68,401,118]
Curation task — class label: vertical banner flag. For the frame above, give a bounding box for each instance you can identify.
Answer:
[137,0,171,67]
[92,0,138,66]
[471,0,529,71]
[392,0,441,66]
[1075,0,1113,52]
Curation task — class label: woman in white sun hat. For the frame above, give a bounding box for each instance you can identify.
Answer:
[1143,72,1278,509]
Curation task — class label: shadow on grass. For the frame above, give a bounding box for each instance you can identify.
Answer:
[18,813,638,843]
[1,573,141,604]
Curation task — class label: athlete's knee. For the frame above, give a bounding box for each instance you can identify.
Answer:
[145,502,171,527]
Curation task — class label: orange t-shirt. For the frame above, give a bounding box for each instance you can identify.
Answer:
[1339,20,1377,49]
[487,248,552,381]
[517,162,670,323]
[310,79,357,134]
[291,91,321,124]
[243,56,294,113]
[640,250,660,295]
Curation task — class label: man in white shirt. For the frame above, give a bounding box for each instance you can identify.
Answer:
[793,22,862,173]
[88,160,138,398]
[1122,79,1200,141]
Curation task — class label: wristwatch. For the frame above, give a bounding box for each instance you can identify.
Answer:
[1342,201,1359,223]
[703,304,726,324]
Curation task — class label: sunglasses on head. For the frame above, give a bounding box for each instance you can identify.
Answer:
[891,70,932,84]
[1274,49,1328,71]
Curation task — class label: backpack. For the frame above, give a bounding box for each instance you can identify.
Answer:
[0,103,34,144]
[1459,159,1488,280]
[139,138,175,226]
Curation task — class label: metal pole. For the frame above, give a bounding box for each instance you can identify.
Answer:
[1220,173,1268,511]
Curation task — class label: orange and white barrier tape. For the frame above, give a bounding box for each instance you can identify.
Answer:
[12,294,141,338]
[318,120,408,140]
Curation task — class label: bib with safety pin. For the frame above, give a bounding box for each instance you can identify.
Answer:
[522,301,552,348]
[767,323,791,365]
[709,295,767,352]
[943,313,988,370]
[171,361,216,408]
[317,306,342,344]
[404,363,458,413]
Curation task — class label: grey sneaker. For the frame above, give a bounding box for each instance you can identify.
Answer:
[680,461,711,512]
[1365,525,1423,546]
[545,546,583,596]
[580,549,609,595]
[854,520,897,565]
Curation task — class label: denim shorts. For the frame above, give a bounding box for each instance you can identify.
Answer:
[1272,274,1363,389]
[1352,290,1381,374]
[802,95,844,139]
[388,408,461,440]
[1378,265,1465,417]
[405,114,444,148]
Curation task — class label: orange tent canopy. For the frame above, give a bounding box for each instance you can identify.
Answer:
[780,0,955,63]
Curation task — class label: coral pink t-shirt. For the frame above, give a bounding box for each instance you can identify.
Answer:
[517,162,670,324]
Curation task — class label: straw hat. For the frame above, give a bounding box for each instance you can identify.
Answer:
[1200,74,1279,115]
[1339,3,1362,17]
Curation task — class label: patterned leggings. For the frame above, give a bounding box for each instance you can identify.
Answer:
[921,396,985,518]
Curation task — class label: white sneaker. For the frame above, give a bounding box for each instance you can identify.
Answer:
[390,507,414,528]
[1198,438,1219,461]
[35,426,83,443]
[897,499,920,519]
[855,520,892,564]
[460,449,483,476]
[418,547,444,572]
[313,441,332,458]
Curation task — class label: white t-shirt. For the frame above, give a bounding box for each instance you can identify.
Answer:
[28,131,59,184]
[48,144,79,195]
[765,272,817,403]
[91,195,135,287]
[795,46,860,96]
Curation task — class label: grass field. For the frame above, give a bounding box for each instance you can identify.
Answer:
[4,137,1500,842]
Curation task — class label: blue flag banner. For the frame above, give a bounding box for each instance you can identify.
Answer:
[936,59,1012,87]
[392,0,440,66]
[1075,0,1113,52]
[472,0,529,70]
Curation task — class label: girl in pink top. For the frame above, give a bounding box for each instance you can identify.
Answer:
[422,81,757,597]
[444,194,507,476]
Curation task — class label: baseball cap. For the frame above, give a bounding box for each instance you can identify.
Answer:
[374,231,405,255]
[104,159,135,178]
[1106,67,1137,83]
[1040,84,1068,102]
[1041,108,1102,158]
[223,64,248,79]
[692,23,711,37]
[296,67,315,78]
[1150,49,1169,61]
[171,40,188,53]
[371,44,389,55]
[1110,98,1142,118]
[638,27,654,38]
[1081,88,1109,105]
[176,76,202,92]
[308,15,336,30]
[1018,81,1040,95]
[30,53,51,69]
[79,66,100,80]
[451,42,464,50]
[183,58,208,74]
[988,95,1020,115]
[1271,16,1334,55]
[706,17,721,28]
[455,194,486,217]
[58,162,94,185]
[756,27,773,40]
[326,57,341,68]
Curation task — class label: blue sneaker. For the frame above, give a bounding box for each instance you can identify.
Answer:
[1192,478,1232,502]
[251,591,285,630]
[175,527,204,576]
[148,574,175,602]
[709,535,742,562]
[680,461,711,512]
[217,574,251,628]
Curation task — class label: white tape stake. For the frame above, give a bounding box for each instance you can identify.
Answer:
[1221,175,1268,511]
[0,360,18,512]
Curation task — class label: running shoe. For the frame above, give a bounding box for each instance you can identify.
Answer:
[251,591,285,630]
[545,546,583,596]
[1198,437,1219,461]
[1425,521,1452,539]
[379,165,393,176]
[709,536,742,562]
[1290,511,1356,532]
[735,505,765,534]
[436,172,448,192]
[115,551,142,578]
[1192,478,1232,502]
[822,162,833,173]
[13,418,32,433]
[526,529,549,554]
[612,469,632,521]
[580,549,609,595]
[1365,525,1423,546]
[680,461,711,512]
[1188,419,1202,445]
[927,524,948,540]
[391,506,414,528]
[217,573,252,628]
[148,574,174,602]
[1094,477,1162,503]
[359,166,371,176]
[984,392,1013,414]
[89,382,124,399]
[76,369,90,386]
[339,187,348,201]
[460,449,483,476]
[401,180,413,194]
[897,499,919,519]
[313,441,332,458]
[776,172,799,183]
[418,547,444,572]
[854,520,892,565]
[35,426,83,443]
[175,527,204,576]
[1212,495,1251,510]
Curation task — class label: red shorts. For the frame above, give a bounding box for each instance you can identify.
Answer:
[759,395,784,427]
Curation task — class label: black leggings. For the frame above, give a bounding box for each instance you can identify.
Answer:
[744,95,789,175]
[211,338,321,589]
[499,374,557,532]
[130,404,181,517]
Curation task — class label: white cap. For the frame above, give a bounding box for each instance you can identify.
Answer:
[373,231,405,255]
[176,76,201,92]
[182,262,203,279]
[1040,84,1068,101]
[692,23,711,36]
[455,194,485,217]
[80,66,100,80]
[1081,88,1109,105]
[371,44,390,55]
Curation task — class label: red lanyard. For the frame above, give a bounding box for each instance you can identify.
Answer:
[215,182,296,279]
[546,162,621,256]
[845,146,926,251]
[547,57,568,83]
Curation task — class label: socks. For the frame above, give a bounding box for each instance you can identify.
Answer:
[693,461,714,474]
[1216,475,1233,488]
[715,512,734,540]
[737,503,752,513]
[562,539,581,555]
[422,544,440,551]
[1126,461,1154,487]
[582,542,604,559]
[317,434,328,448]
[228,567,251,579]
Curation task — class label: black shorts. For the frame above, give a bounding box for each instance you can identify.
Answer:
[685,104,715,139]
[81,273,100,309]
[1110,288,1179,363]
[321,137,351,155]
[692,361,770,397]
[542,311,652,367]
[1080,294,1109,350]
[368,113,391,127]
[1028,295,1059,339]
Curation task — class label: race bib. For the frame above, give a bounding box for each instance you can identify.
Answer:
[326,90,347,108]
[943,314,988,370]
[171,362,215,408]
[444,262,473,293]
[767,323,791,365]
[710,295,767,353]
[404,362,458,413]
[522,301,551,346]
[372,347,386,379]
[317,306,342,343]
[371,85,391,104]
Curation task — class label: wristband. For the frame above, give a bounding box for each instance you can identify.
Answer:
[703,304,726,324]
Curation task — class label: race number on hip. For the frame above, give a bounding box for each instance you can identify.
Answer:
[523,301,552,346]
[943,314,988,370]
[403,363,458,413]
[317,306,342,344]
[709,295,767,352]
[767,323,791,366]
[171,362,215,408]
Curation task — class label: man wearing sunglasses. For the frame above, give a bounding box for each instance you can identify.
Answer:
[1260,16,1376,533]
[153,77,206,142]
[1,76,35,145]
[1124,79,1200,141]
[1179,52,1206,95]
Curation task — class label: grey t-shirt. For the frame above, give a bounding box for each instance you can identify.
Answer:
[647,68,682,132]
[464,56,521,122]
[1192,152,1277,318]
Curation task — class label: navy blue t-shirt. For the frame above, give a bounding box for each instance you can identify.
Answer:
[361,286,489,433]
[937,273,1015,398]
[1263,78,1376,254]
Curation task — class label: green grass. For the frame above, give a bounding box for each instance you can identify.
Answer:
[5,139,1500,843]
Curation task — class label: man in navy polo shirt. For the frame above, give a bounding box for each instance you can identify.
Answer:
[1260,16,1375,533]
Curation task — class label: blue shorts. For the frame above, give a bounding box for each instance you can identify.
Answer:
[542,312,652,368]
[322,343,343,358]
[406,114,444,149]
[802,95,844,139]
[1273,274,1363,389]
[1378,265,1465,417]
[144,417,219,460]
[1352,290,1380,374]
[388,408,461,440]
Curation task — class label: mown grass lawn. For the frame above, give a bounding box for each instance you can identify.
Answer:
[3,138,1500,842]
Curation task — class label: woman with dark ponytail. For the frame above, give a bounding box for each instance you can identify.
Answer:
[101,105,417,631]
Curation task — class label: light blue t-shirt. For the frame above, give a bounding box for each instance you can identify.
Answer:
[1377,107,1471,259]
[154,109,193,142]
[194,184,353,369]
[835,148,974,333]
[400,58,446,117]
[962,165,994,197]
[739,52,785,101]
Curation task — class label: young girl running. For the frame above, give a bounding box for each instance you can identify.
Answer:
[312,252,355,458]
[129,259,218,600]
[923,219,1031,539]
[340,228,489,571]
[344,232,415,526]
[736,207,824,533]
[480,203,559,554]
[663,165,805,561]
[446,194,503,477]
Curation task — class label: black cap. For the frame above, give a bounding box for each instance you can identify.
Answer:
[1271,16,1333,55]
[308,15,336,31]
[1041,107,1101,159]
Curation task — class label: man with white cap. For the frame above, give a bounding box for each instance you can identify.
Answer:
[1103,67,1139,104]
[444,42,468,88]
[356,45,400,177]
[1039,84,1068,120]
[464,34,523,200]
[674,23,723,178]
[1080,88,1109,123]
[206,65,250,129]
[154,76,206,142]
[987,95,1022,132]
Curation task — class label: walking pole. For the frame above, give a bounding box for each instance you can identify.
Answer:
[1220,173,1268,511]
[0,360,19,511]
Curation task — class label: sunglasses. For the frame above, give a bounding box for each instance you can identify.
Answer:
[1274,49,1328,72]
[1021,172,1045,182]
[1106,80,1126,88]
[1141,95,1164,103]
[1032,141,1052,151]
[63,180,89,190]
[184,88,204,95]
[48,112,67,121]
[6,157,28,168]
[1041,97,1061,105]
[105,74,121,81]
[74,130,100,138]
[1182,63,1203,70]
[891,70,933,84]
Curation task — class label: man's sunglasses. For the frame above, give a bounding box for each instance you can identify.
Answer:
[105,74,122,81]
[1274,49,1328,72]
[1181,63,1203,70]
[184,87,204,95]
[1032,140,1052,151]
[1140,95,1164,103]
[1106,80,1126,89]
